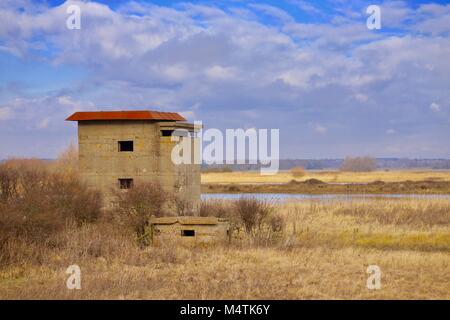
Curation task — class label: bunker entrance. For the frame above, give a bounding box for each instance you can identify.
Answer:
[181,230,195,237]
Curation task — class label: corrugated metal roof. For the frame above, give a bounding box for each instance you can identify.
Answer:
[66,110,186,122]
[150,216,226,225]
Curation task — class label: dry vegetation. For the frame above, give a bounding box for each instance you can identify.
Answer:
[0,154,449,299]
[202,169,450,184]
[340,156,377,172]
[290,166,306,178]
[202,169,450,194]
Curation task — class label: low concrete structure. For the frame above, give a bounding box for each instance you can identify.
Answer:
[66,110,200,207]
[149,216,230,246]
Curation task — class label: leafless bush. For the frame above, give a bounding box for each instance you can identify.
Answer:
[54,142,78,175]
[233,197,273,235]
[290,166,306,178]
[340,156,377,172]
[0,163,102,267]
[112,181,167,242]
[170,193,195,216]
[269,213,286,233]
[199,199,230,218]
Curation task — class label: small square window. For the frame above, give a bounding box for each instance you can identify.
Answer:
[181,230,195,237]
[118,141,133,152]
[119,178,133,189]
[161,130,174,137]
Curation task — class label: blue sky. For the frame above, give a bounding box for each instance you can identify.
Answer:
[0,0,449,159]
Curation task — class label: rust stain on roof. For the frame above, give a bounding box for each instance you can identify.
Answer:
[150,216,227,225]
[66,110,186,122]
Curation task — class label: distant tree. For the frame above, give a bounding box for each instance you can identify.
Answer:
[340,156,377,172]
[290,166,306,178]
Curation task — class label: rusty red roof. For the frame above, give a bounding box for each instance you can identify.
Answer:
[66,110,186,122]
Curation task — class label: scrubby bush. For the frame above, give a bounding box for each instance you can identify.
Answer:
[290,166,306,178]
[340,156,377,172]
[54,142,78,175]
[268,213,286,233]
[112,181,167,242]
[233,197,273,235]
[170,193,195,216]
[200,199,230,218]
[0,163,102,266]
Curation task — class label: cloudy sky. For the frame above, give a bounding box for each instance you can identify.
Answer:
[0,0,449,159]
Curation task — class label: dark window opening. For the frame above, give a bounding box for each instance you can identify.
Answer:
[161,130,174,137]
[118,141,133,152]
[181,229,195,237]
[119,178,133,189]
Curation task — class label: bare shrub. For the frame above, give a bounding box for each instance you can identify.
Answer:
[269,213,286,233]
[0,163,102,267]
[199,199,230,218]
[290,166,306,178]
[54,222,142,263]
[170,193,194,216]
[112,181,167,242]
[340,156,377,172]
[54,142,78,175]
[233,197,273,235]
[1,158,48,172]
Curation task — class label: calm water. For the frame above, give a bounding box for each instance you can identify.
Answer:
[201,193,450,201]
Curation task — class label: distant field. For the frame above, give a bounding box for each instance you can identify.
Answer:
[202,170,450,184]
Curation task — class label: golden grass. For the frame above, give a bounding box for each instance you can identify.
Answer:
[1,247,449,299]
[201,170,450,184]
[1,198,449,299]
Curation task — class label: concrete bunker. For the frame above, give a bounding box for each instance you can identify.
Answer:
[149,216,230,246]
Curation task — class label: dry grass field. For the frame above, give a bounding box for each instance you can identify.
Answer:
[201,170,450,184]
[1,198,449,299]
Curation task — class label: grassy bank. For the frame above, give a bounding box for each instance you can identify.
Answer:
[203,179,450,194]
[202,170,450,184]
[201,170,450,194]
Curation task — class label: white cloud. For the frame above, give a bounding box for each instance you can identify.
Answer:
[430,102,441,112]
[205,65,236,80]
[386,128,396,135]
[313,124,327,134]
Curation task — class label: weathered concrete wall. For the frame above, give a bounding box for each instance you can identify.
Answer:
[151,220,230,246]
[77,120,200,207]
